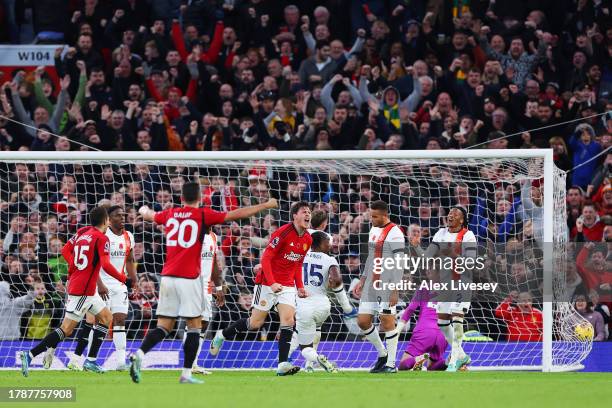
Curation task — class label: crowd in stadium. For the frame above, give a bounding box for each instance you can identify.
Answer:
[0,0,610,344]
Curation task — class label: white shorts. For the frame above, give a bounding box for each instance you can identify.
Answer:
[105,284,129,315]
[358,301,397,316]
[202,293,213,321]
[296,297,330,345]
[157,276,203,318]
[252,285,296,311]
[436,302,471,315]
[65,294,107,322]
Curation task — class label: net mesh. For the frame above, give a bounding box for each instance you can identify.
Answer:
[0,155,592,370]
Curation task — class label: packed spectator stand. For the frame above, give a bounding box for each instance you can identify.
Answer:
[0,0,610,343]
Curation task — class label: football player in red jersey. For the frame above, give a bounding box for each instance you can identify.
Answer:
[129,182,277,384]
[210,201,312,376]
[20,207,126,377]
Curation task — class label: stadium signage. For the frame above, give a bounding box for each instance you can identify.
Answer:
[0,45,60,66]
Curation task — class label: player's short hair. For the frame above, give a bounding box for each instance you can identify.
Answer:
[107,205,123,216]
[311,231,329,250]
[90,206,108,227]
[370,200,388,213]
[311,210,328,229]
[182,181,201,203]
[291,201,311,217]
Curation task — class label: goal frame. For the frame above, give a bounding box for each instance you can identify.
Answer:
[0,148,561,372]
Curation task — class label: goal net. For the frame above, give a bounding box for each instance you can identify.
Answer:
[0,150,592,371]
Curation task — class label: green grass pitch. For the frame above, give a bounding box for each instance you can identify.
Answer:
[0,370,610,408]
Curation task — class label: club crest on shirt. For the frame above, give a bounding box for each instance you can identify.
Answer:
[303,243,308,251]
[119,243,124,250]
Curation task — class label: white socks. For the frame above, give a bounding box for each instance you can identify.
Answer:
[181,368,192,378]
[362,325,387,357]
[113,326,126,365]
[451,317,465,363]
[289,332,299,357]
[384,328,399,368]
[438,318,453,346]
[313,329,321,350]
[333,285,353,314]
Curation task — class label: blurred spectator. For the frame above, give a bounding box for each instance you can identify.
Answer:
[128,276,158,339]
[0,281,33,340]
[24,279,62,339]
[576,242,612,295]
[495,291,543,341]
[571,203,604,241]
[573,294,606,341]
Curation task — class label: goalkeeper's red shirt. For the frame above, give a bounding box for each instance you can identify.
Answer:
[256,223,312,288]
[62,226,126,296]
[154,206,227,279]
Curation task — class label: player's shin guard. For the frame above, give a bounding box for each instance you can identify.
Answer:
[182,328,200,378]
[332,285,353,314]
[74,322,93,357]
[30,328,65,358]
[362,325,387,357]
[139,326,170,354]
[451,317,465,362]
[87,324,109,361]
[278,325,293,364]
[113,326,127,364]
[438,319,453,347]
[384,328,399,368]
[221,318,250,339]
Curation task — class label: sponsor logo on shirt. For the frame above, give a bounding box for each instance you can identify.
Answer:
[201,251,214,259]
[284,251,303,262]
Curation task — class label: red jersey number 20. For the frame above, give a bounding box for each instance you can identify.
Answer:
[166,218,198,248]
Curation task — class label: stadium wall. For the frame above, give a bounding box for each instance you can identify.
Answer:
[2,341,610,372]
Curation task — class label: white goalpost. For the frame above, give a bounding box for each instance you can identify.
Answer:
[0,149,592,372]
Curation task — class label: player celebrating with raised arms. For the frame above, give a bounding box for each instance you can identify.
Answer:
[65,206,137,371]
[423,206,477,372]
[288,231,341,373]
[210,202,312,376]
[354,200,405,373]
[20,207,127,376]
[129,182,277,384]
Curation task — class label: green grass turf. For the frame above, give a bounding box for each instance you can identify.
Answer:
[0,370,610,408]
